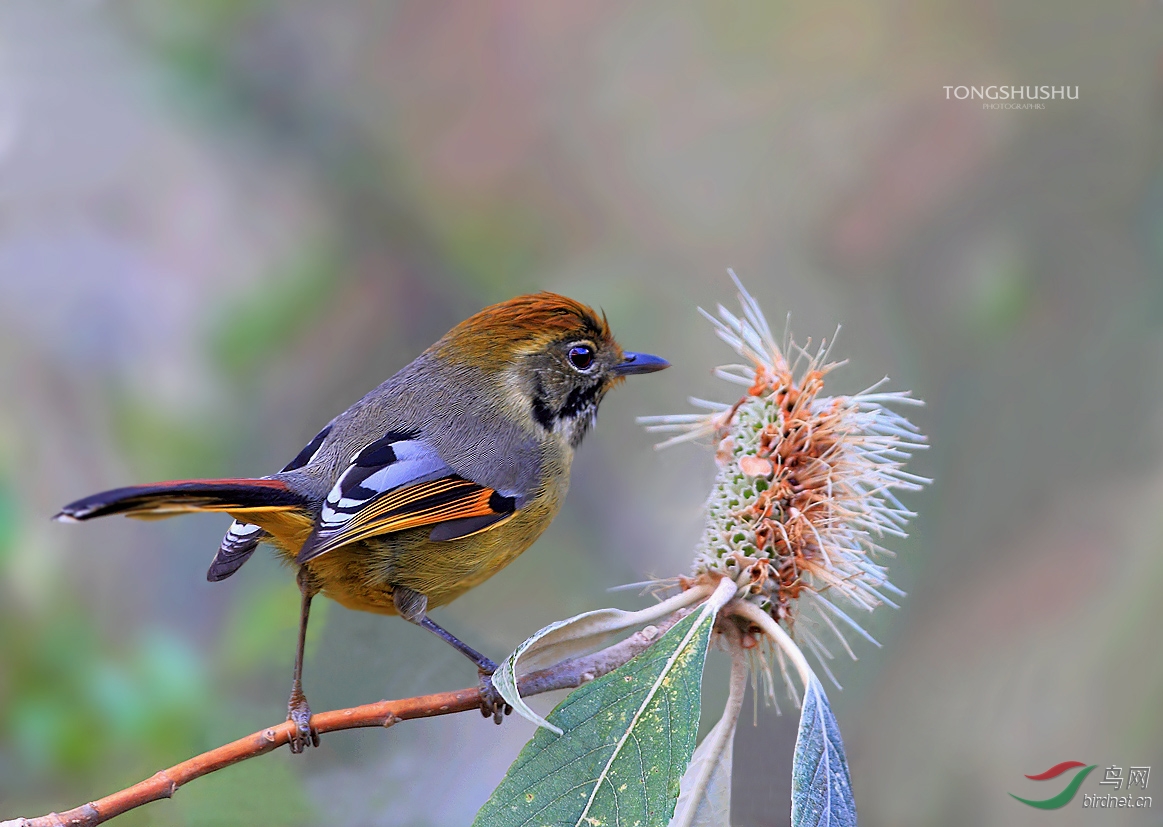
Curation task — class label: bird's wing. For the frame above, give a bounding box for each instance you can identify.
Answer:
[295,432,517,564]
[208,422,335,581]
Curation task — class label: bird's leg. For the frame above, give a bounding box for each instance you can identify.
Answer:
[287,566,321,753]
[393,586,512,724]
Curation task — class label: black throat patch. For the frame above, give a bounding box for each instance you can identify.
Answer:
[531,394,557,431]
[530,379,604,447]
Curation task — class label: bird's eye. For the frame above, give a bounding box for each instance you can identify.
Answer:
[568,344,595,371]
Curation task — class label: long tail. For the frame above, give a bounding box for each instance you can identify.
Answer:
[55,478,308,522]
[57,478,314,582]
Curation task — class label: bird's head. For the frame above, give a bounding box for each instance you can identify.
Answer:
[433,293,669,447]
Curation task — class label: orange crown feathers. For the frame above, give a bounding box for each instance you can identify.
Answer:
[432,293,615,362]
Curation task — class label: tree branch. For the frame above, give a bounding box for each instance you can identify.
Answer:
[3,610,689,827]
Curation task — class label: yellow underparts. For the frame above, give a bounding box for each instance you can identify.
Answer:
[225,480,565,617]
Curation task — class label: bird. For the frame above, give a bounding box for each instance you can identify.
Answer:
[55,292,668,752]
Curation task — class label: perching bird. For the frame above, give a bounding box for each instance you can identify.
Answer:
[56,293,668,752]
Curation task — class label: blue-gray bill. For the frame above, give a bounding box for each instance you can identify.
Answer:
[613,351,670,375]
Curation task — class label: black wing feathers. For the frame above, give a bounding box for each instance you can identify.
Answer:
[294,434,518,563]
[280,423,333,472]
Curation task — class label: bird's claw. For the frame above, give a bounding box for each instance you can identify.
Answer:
[287,692,320,753]
[478,671,512,725]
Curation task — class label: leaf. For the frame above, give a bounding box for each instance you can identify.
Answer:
[670,706,735,827]
[728,600,859,827]
[670,647,748,827]
[791,674,857,827]
[474,602,719,827]
[492,587,713,734]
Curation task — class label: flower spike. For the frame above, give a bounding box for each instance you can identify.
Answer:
[639,274,930,698]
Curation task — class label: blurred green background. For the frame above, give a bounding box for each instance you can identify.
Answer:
[1,2,1162,825]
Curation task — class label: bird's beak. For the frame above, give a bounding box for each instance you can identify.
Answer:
[613,351,670,376]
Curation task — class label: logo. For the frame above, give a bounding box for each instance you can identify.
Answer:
[1010,762,1152,811]
[1010,762,1097,809]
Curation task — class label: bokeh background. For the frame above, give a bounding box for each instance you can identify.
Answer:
[2,2,1162,825]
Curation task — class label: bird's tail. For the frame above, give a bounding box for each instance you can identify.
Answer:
[55,478,308,522]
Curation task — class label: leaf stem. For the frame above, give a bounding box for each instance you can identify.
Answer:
[730,600,815,690]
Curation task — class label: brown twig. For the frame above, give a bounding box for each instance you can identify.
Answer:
[3,611,688,827]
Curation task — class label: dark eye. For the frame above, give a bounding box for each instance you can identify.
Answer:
[568,344,595,371]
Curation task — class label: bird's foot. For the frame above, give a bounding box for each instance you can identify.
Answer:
[478,670,512,725]
[287,690,320,753]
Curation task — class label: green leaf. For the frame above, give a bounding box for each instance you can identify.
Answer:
[791,675,856,827]
[492,588,714,734]
[474,604,718,827]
